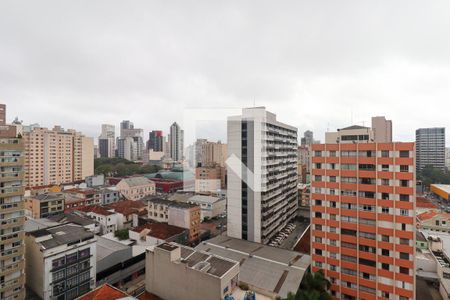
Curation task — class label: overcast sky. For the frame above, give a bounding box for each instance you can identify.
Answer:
[1,0,449,146]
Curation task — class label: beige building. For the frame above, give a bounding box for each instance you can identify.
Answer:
[25,192,65,219]
[325,124,375,144]
[145,243,239,300]
[195,164,225,193]
[22,126,94,188]
[418,210,450,232]
[146,198,201,242]
[200,141,227,167]
[371,116,393,142]
[0,104,26,300]
[116,177,156,200]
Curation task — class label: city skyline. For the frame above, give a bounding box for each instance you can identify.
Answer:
[2,1,450,145]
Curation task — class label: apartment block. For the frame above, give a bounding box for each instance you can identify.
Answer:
[372,116,393,143]
[25,192,65,219]
[311,126,416,300]
[200,141,227,167]
[22,126,94,188]
[0,106,26,300]
[195,164,226,193]
[25,224,96,300]
[416,127,446,172]
[227,107,298,244]
[169,122,183,162]
[147,130,164,152]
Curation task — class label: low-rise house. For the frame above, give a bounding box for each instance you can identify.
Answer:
[105,200,147,229]
[129,223,188,247]
[64,188,102,206]
[418,210,450,232]
[25,192,65,219]
[25,224,97,300]
[76,283,133,300]
[99,187,121,205]
[145,243,239,300]
[49,212,100,233]
[186,194,225,220]
[78,205,120,234]
[116,177,156,201]
[146,198,201,242]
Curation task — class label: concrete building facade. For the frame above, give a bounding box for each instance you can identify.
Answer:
[0,104,26,300]
[98,124,115,158]
[416,127,446,172]
[227,107,298,244]
[25,192,65,219]
[372,116,393,143]
[22,126,94,188]
[169,122,183,162]
[311,126,416,300]
[25,224,97,300]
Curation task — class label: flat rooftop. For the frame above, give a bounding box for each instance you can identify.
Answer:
[28,223,95,250]
[195,235,311,298]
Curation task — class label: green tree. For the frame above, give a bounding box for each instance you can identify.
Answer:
[283,270,331,300]
[114,229,129,240]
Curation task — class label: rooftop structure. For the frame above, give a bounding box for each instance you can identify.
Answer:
[195,235,311,299]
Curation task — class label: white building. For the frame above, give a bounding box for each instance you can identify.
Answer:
[98,124,115,158]
[25,224,97,300]
[79,206,120,234]
[187,195,226,220]
[227,107,298,244]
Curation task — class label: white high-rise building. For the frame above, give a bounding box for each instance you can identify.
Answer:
[227,107,298,244]
[98,124,115,158]
[169,122,184,162]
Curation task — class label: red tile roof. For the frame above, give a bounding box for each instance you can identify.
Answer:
[77,205,115,216]
[416,210,450,221]
[76,284,129,300]
[416,197,438,209]
[106,200,146,216]
[131,223,186,240]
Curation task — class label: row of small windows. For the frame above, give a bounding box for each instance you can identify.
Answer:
[314,150,411,158]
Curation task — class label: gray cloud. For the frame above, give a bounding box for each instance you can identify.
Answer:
[1,0,449,145]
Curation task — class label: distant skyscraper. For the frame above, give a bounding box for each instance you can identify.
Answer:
[227,107,298,244]
[0,103,26,300]
[194,138,208,166]
[311,125,416,300]
[371,116,392,142]
[98,124,115,158]
[169,122,184,162]
[301,130,314,146]
[118,120,144,161]
[147,130,164,152]
[416,127,445,171]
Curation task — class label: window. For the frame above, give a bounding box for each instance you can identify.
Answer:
[382,249,390,256]
[330,201,337,208]
[78,271,90,283]
[330,151,336,157]
[381,150,389,157]
[67,264,78,277]
[400,165,409,172]
[315,249,323,255]
[400,180,409,187]
[66,252,78,265]
[382,235,390,242]
[53,269,65,282]
[399,151,409,158]
[381,164,389,171]
[382,193,389,200]
[315,237,322,243]
[382,263,389,270]
[381,207,389,214]
[329,176,337,182]
[400,267,409,275]
[52,257,65,270]
[315,151,322,157]
[400,252,409,260]
[400,209,409,216]
[315,200,322,206]
[382,179,390,186]
[400,194,410,202]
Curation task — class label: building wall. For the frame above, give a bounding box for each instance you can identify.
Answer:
[0,131,26,300]
[145,246,239,300]
[310,142,416,300]
[416,127,446,171]
[227,107,298,244]
[116,180,156,201]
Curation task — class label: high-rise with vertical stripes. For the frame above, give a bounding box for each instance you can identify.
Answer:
[227,107,297,244]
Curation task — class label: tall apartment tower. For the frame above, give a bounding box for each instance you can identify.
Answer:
[147,130,163,152]
[227,107,298,244]
[416,127,445,172]
[98,124,115,158]
[0,104,26,300]
[118,120,144,161]
[22,126,94,188]
[311,125,416,300]
[201,141,227,167]
[169,122,184,162]
[372,116,393,143]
